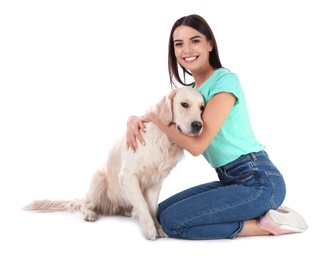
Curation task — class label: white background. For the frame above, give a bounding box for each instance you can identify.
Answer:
[0,0,323,259]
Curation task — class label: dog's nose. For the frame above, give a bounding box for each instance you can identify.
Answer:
[191,121,203,133]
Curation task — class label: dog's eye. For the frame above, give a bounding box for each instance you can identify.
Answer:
[181,102,189,108]
[200,105,205,112]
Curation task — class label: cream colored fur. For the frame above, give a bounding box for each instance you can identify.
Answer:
[24,87,205,240]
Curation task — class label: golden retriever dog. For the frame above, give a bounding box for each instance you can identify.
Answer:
[24,87,205,240]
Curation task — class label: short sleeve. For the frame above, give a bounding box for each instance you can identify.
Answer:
[205,72,243,105]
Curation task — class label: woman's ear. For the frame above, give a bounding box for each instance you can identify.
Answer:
[208,40,213,52]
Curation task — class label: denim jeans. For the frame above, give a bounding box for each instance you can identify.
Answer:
[157,150,286,240]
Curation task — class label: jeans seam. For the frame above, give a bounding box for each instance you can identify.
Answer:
[265,171,283,209]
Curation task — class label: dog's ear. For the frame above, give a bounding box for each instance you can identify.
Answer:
[155,89,178,125]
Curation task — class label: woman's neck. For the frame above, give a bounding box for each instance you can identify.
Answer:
[193,67,216,89]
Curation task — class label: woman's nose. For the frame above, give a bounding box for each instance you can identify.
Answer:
[183,44,192,54]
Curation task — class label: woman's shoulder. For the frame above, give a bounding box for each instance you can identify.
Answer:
[200,68,243,101]
[209,68,240,86]
[214,67,238,78]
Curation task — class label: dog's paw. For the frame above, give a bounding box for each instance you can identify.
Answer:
[143,227,158,241]
[83,210,98,222]
[155,222,168,238]
[157,226,168,238]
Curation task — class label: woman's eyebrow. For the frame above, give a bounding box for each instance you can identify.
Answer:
[174,35,201,43]
[190,35,202,40]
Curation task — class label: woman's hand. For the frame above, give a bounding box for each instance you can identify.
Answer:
[126,115,147,152]
[141,110,157,123]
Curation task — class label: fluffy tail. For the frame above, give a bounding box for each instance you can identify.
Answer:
[23,199,85,213]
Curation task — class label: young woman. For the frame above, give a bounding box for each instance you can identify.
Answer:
[126,14,308,240]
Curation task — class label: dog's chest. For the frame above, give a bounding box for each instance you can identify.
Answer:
[136,142,183,185]
[130,127,184,185]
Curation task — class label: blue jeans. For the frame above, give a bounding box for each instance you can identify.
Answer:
[157,150,286,239]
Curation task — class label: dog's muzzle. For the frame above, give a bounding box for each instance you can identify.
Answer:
[177,121,203,136]
[191,121,203,135]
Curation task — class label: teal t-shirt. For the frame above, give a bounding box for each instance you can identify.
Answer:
[194,68,265,168]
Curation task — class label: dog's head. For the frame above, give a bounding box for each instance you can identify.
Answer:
[154,87,205,136]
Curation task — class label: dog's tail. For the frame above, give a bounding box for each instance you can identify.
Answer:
[23,199,85,213]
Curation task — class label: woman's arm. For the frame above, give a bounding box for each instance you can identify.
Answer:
[145,92,236,156]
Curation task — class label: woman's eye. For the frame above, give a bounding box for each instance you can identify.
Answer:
[181,102,189,108]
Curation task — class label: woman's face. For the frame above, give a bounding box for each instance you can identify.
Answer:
[173,25,212,73]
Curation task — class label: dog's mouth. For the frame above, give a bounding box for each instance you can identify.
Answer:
[177,121,203,136]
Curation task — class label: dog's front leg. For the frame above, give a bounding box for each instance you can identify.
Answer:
[145,183,168,238]
[121,174,157,240]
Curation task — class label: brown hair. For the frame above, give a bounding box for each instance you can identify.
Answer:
[168,14,223,88]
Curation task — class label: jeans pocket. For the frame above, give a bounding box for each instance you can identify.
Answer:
[218,162,260,186]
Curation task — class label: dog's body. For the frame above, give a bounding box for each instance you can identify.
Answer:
[24,87,204,240]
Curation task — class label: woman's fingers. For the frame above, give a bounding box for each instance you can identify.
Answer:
[126,116,147,152]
